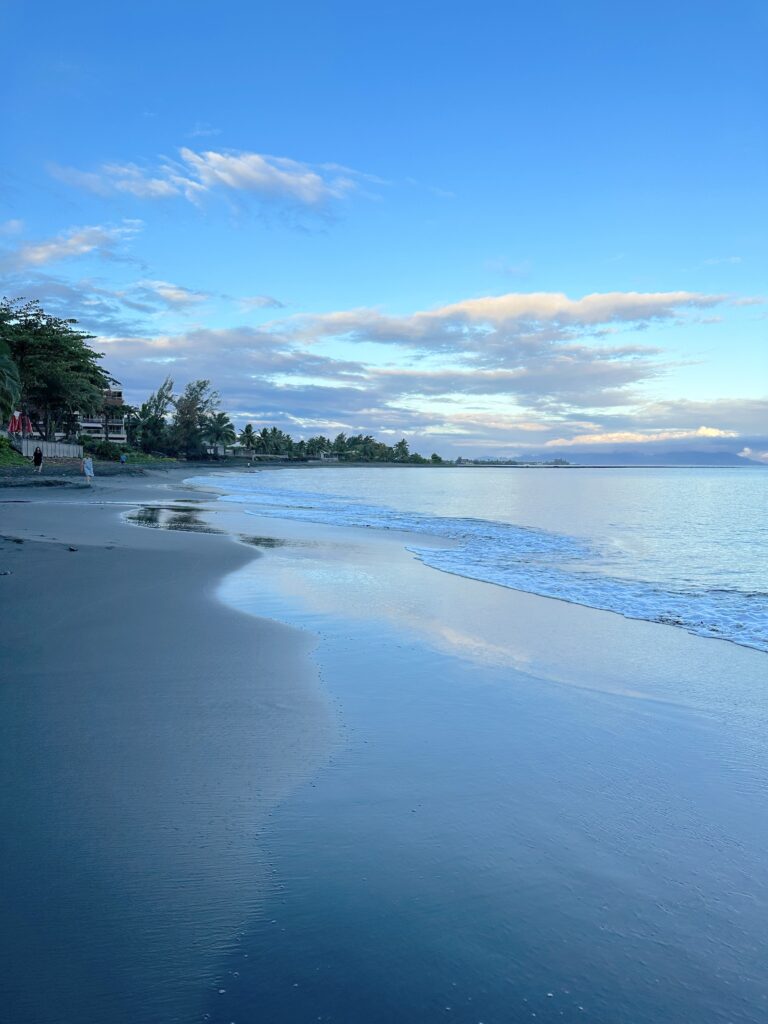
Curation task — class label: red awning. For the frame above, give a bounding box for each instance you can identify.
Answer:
[7,413,33,435]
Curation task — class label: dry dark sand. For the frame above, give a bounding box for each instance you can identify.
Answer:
[0,470,336,1023]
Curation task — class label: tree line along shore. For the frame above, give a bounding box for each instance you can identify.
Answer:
[1,297,573,470]
[0,297,445,465]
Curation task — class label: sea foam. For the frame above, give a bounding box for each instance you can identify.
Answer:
[191,475,768,654]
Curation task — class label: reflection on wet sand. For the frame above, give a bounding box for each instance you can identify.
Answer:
[238,534,288,548]
[125,505,224,534]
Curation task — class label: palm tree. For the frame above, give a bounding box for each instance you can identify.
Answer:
[203,412,236,457]
[306,435,331,457]
[346,434,378,461]
[393,438,410,461]
[270,426,294,455]
[357,434,379,460]
[239,423,257,453]
[256,426,294,456]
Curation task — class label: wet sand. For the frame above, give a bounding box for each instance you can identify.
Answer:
[205,489,768,1024]
[0,470,337,1023]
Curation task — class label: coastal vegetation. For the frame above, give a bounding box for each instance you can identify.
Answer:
[0,436,27,466]
[1,298,444,463]
[0,340,21,421]
[0,298,114,438]
[3,297,573,468]
[2,297,578,467]
[126,377,443,462]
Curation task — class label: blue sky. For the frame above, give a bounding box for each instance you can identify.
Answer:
[2,0,766,458]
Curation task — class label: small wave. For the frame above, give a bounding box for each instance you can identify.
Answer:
[189,475,768,654]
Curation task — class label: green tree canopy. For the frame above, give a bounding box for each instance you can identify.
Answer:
[332,432,347,453]
[204,411,236,453]
[0,339,21,421]
[252,425,294,455]
[129,377,175,453]
[392,438,410,461]
[305,434,331,456]
[170,379,219,457]
[238,423,257,452]
[0,297,115,439]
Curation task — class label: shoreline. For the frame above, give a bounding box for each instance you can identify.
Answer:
[199,480,766,722]
[184,465,767,657]
[181,474,768,1023]
[0,469,338,1024]
[4,467,768,1022]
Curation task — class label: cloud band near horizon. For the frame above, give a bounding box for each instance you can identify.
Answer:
[63,288,766,457]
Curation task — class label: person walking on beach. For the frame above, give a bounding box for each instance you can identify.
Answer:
[32,446,43,474]
[82,454,94,485]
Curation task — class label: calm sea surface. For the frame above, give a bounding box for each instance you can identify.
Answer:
[196,466,768,652]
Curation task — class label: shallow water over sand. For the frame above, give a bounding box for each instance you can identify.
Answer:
[4,475,767,1023]
[211,511,768,1024]
[192,466,768,652]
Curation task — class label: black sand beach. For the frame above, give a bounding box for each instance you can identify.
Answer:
[3,467,768,1024]
[1,469,336,1023]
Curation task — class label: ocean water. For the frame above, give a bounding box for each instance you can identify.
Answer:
[188,466,768,1024]
[191,466,768,653]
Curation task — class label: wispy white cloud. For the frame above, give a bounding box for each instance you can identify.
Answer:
[52,164,179,198]
[77,288,741,421]
[136,279,209,308]
[52,147,371,210]
[0,272,216,332]
[631,397,768,434]
[177,148,352,205]
[276,291,728,407]
[2,271,758,455]
[0,272,147,334]
[738,447,768,464]
[84,318,767,457]
[368,362,656,407]
[286,291,727,364]
[544,426,739,447]
[0,267,289,334]
[187,122,222,139]
[1,220,142,269]
[239,294,285,311]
